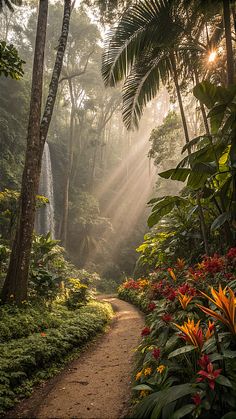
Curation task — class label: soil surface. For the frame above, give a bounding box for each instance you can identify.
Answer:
[5,297,144,419]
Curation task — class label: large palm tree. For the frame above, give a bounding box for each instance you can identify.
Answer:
[102,0,203,132]
[101,0,222,253]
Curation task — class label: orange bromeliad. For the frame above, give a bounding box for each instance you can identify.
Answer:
[178,293,193,309]
[174,318,214,349]
[197,285,236,335]
[167,268,176,281]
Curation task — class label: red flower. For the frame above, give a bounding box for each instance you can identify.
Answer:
[201,255,224,274]
[197,362,222,390]
[123,279,140,289]
[152,348,160,359]
[192,393,201,406]
[148,302,156,311]
[178,283,196,296]
[167,290,176,301]
[141,326,151,337]
[162,313,172,322]
[227,247,236,259]
[198,354,210,370]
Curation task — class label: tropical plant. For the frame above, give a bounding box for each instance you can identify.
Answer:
[0,41,24,79]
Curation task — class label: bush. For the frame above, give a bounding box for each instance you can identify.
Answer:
[65,278,89,309]
[0,300,113,414]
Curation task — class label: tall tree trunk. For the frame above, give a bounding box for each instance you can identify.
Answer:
[170,52,209,255]
[60,78,75,247]
[40,0,72,148]
[2,0,72,304]
[223,0,235,85]
[1,0,48,304]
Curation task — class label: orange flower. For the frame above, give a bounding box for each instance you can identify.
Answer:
[176,258,185,269]
[197,285,236,335]
[167,268,176,281]
[178,293,193,309]
[205,320,215,340]
[174,318,213,349]
[174,318,203,349]
[137,279,149,288]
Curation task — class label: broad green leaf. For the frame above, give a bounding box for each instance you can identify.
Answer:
[221,412,236,419]
[150,384,195,419]
[170,404,195,419]
[159,168,190,182]
[208,103,227,134]
[215,375,232,387]
[223,350,236,359]
[148,196,186,228]
[209,353,223,362]
[211,212,229,231]
[181,135,211,154]
[168,345,195,359]
[193,81,218,109]
[187,170,209,190]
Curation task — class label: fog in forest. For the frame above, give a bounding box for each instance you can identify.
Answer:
[0,1,201,284]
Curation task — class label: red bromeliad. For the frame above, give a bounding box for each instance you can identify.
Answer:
[162,313,172,322]
[197,362,222,390]
[148,302,156,311]
[152,348,160,360]
[192,393,201,406]
[141,326,151,337]
[227,247,236,259]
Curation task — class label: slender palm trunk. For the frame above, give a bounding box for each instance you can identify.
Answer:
[223,0,235,85]
[223,0,236,241]
[170,52,209,254]
[1,0,48,304]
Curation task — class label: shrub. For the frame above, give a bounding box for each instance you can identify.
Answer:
[0,301,113,414]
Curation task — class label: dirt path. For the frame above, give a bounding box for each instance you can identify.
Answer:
[6,297,144,419]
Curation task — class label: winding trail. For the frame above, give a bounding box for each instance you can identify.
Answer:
[7,297,144,419]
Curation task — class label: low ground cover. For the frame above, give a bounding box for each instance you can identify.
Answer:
[118,250,236,418]
[0,300,113,414]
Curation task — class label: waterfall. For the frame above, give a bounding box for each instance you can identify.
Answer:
[35,142,56,238]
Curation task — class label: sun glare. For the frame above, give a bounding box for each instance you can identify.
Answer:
[208,50,217,63]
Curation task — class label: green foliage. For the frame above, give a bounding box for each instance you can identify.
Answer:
[0,41,24,79]
[65,278,89,309]
[0,301,113,414]
[119,250,236,418]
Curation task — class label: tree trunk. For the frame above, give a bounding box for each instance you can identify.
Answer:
[1,0,48,304]
[2,0,72,304]
[170,52,210,254]
[223,0,235,85]
[60,78,75,247]
[40,0,72,149]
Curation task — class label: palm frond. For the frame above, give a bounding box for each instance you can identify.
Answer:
[122,49,171,130]
[102,0,183,87]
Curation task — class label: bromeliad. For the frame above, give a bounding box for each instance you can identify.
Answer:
[178,293,193,309]
[174,318,214,350]
[197,285,236,335]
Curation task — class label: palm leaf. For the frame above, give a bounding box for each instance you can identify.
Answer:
[102,0,183,87]
[122,49,171,129]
